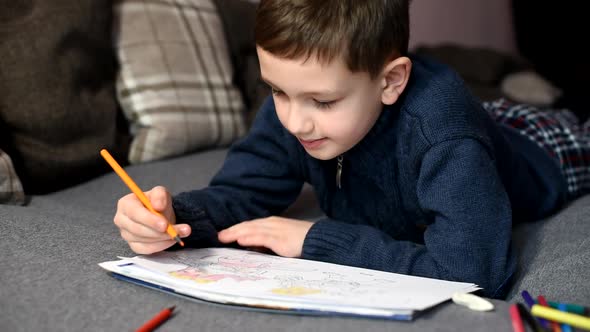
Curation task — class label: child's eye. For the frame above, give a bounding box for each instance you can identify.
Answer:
[313,99,334,109]
[270,88,283,96]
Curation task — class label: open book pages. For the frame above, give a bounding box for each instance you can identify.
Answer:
[99,248,480,319]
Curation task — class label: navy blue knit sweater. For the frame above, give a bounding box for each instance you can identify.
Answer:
[173,56,568,298]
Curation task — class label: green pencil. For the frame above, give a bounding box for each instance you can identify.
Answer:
[548,301,588,316]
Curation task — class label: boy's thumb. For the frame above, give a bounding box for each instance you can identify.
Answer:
[148,186,169,211]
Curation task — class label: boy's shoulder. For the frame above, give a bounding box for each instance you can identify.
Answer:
[404,54,476,112]
[399,55,491,145]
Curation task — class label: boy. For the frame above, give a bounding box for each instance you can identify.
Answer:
[113,0,590,298]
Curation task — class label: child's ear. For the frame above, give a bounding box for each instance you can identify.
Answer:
[380,56,412,105]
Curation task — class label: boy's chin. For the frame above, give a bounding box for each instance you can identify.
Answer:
[304,149,342,161]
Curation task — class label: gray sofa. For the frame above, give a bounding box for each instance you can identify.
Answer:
[1,1,588,331]
[2,148,589,331]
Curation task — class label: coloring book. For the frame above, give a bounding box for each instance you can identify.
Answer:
[99,247,479,320]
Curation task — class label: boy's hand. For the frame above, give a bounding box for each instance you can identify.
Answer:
[217,217,314,257]
[113,186,191,254]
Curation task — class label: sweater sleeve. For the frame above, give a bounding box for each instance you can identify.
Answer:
[172,97,305,247]
[302,138,516,298]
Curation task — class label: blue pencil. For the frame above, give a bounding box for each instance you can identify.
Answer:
[558,303,573,332]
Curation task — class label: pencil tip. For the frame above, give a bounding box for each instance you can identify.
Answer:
[174,236,185,247]
[169,305,176,311]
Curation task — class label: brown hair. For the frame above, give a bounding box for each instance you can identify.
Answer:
[255,0,410,78]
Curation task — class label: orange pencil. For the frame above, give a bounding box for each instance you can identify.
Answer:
[100,149,184,247]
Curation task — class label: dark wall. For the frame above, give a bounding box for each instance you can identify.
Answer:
[512,0,588,120]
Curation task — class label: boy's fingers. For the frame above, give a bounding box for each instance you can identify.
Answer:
[120,227,169,243]
[147,186,170,211]
[218,224,246,243]
[128,239,176,255]
[217,231,233,243]
[118,193,168,232]
[146,186,177,225]
[218,221,269,243]
[236,233,275,249]
[116,213,168,239]
[119,222,191,244]
[174,224,192,238]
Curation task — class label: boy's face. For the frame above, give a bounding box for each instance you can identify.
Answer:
[257,47,385,160]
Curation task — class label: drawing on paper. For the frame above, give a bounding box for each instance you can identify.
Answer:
[125,248,408,300]
[100,247,481,317]
[169,267,264,283]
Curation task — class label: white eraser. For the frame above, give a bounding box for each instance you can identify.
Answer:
[452,292,495,312]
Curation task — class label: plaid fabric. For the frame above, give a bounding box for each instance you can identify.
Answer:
[114,0,246,164]
[483,98,590,198]
[0,149,25,205]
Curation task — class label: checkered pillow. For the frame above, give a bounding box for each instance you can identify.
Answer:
[0,149,25,205]
[114,0,246,164]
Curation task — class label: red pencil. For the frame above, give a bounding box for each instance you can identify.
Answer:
[509,304,525,332]
[135,306,176,332]
[538,296,562,332]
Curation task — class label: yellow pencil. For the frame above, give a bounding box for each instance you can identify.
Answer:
[100,149,184,247]
[531,304,590,330]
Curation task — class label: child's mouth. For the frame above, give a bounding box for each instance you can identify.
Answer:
[298,138,327,149]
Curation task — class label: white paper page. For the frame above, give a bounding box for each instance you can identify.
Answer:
[100,248,479,312]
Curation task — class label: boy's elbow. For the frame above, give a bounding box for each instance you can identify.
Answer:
[474,262,516,299]
[440,254,516,299]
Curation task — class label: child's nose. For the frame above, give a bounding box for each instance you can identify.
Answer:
[286,106,313,136]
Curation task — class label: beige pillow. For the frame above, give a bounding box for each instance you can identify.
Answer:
[0,149,25,205]
[114,0,246,164]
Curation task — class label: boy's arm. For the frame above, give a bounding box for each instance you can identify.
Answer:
[172,97,305,247]
[302,138,516,298]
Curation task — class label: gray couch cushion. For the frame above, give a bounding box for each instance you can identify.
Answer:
[1,148,588,331]
[508,195,590,305]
